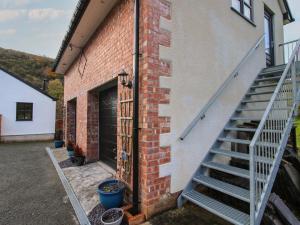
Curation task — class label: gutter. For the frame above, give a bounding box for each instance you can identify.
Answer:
[53,0,90,71]
[132,0,140,215]
[282,0,295,22]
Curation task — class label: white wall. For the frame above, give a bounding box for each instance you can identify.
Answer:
[0,70,56,137]
[158,0,286,193]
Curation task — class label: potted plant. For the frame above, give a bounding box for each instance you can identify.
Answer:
[101,208,124,225]
[54,130,64,148]
[97,179,125,209]
[73,145,85,166]
[66,140,75,158]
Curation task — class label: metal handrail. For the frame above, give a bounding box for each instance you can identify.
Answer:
[179,35,265,140]
[279,38,300,63]
[279,38,300,47]
[249,40,300,225]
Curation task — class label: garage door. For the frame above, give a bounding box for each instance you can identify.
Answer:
[99,86,117,169]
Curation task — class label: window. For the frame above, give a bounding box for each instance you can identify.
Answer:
[232,0,254,22]
[16,102,33,121]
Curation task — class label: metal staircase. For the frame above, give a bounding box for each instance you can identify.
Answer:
[178,40,300,225]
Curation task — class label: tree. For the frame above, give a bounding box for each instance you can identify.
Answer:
[47,79,63,100]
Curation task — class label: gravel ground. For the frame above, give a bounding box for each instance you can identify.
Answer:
[144,204,231,225]
[0,142,79,225]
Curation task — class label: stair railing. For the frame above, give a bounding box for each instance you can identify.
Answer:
[249,40,300,225]
[179,35,265,140]
[279,38,300,63]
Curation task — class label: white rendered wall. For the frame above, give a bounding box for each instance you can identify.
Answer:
[0,70,56,137]
[158,0,286,193]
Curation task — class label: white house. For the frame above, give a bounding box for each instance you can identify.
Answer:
[0,67,56,142]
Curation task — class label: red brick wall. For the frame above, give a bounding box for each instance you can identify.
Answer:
[64,0,175,218]
[64,0,134,162]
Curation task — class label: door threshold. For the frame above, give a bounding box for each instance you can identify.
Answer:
[98,161,116,175]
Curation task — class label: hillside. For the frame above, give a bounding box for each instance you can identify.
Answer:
[0,47,64,133]
[0,47,63,89]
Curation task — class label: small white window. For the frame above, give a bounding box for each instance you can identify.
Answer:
[232,0,241,11]
[232,0,254,22]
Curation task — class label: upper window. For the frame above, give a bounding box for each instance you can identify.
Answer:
[16,102,33,121]
[232,0,254,21]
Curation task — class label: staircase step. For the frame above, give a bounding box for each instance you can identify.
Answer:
[193,175,250,202]
[218,138,251,145]
[241,99,270,103]
[211,148,250,160]
[182,190,250,225]
[262,64,286,73]
[202,161,250,179]
[255,76,281,82]
[236,107,290,112]
[259,70,284,77]
[231,117,261,121]
[251,83,278,89]
[241,98,292,103]
[210,148,273,164]
[218,137,279,148]
[246,91,274,96]
[224,127,256,132]
[236,108,266,112]
[224,127,283,134]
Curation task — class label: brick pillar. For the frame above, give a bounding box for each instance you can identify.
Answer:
[139,0,176,218]
[86,91,100,162]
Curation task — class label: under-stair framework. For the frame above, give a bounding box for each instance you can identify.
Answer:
[178,39,300,225]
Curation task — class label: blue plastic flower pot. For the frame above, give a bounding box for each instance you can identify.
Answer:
[98,179,125,209]
[67,150,75,157]
[54,140,64,148]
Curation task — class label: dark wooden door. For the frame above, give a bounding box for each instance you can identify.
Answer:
[99,86,118,169]
[264,8,274,67]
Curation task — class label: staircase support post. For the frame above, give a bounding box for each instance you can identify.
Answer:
[292,58,298,116]
[249,144,256,225]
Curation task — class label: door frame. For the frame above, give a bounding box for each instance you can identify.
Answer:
[264,6,275,67]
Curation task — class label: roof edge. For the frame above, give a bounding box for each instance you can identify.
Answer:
[53,0,90,72]
[0,67,57,101]
[282,0,295,23]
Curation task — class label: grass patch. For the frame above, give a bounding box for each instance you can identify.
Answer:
[294,116,300,156]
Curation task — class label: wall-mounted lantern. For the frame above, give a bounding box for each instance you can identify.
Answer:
[118,69,132,89]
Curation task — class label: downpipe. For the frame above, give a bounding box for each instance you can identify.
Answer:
[132,0,140,215]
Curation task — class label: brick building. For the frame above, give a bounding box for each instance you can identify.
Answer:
[54,0,296,224]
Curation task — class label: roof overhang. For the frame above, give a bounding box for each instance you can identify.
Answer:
[278,0,295,25]
[53,0,119,74]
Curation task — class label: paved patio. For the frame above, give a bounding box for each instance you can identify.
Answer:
[51,148,115,215]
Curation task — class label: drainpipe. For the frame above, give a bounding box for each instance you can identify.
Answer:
[132,0,140,215]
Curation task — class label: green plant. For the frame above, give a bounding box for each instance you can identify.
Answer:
[100,181,125,193]
[74,145,84,157]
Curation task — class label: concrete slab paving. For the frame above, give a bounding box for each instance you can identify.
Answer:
[52,148,115,215]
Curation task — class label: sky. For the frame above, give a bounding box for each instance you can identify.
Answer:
[0,0,299,59]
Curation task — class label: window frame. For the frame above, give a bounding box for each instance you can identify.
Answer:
[231,0,255,26]
[16,102,33,121]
